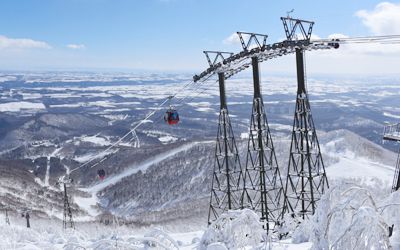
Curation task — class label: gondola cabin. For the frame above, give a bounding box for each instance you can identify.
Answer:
[165,109,179,125]
[97,169,106,180]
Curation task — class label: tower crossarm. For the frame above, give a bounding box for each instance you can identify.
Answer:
[193,39,338,83]
[237,32,268,51]
[203,51,234,69]
[280,17,314,41]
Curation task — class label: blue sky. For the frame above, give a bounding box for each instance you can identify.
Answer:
[1,0,400,75]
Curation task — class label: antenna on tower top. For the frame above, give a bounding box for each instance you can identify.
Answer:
[286,9,294,18]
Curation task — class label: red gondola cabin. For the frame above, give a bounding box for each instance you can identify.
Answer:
[97,169,106,180]
[164,109,179,125]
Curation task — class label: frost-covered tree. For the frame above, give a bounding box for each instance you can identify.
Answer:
[293,182,394,250]
[199,209,265,249]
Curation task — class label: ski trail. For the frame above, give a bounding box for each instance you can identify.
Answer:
[44,147,63,186]
[326,154,395,185]
[75,141,212,217]
[45,156,50,186]
[83,141,210,194]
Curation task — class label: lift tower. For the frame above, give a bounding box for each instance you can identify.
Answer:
[383,123,400,192]
[61,178,75,229]
[237,32,285,230]
[5,207,10,225]
[281,17,329,219]
[206,51,244,224]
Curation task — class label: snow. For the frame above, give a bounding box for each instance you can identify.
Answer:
[75,142,208,217]
[45,157,51,186]
[80,135,112,146]
[0,222,202,250]
[292,183,397,249]
[21,93,42,100]
[73,195,101,219]
[84,142,203,194]
[158,135,178,144]
[73,150,117,163]
[49,103,83,108]
[383,112,400,119]
[269,123,293,131]
[3,134,400,248]
[240,132,249,139]
[0,102,45,112]
[199,209,264,249]
[2,73,400,248]
[0,75,17,82]
[325,151,394,184]
[0,212,317,250]
[44,93,79,99]
[196,107,214,112]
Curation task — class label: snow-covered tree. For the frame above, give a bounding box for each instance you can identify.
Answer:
[199,209,265,249]
[294,182,394,250]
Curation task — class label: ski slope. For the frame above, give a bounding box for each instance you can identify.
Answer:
[83,141,210,194]
[326,153,394,184]
[75,141,212,217]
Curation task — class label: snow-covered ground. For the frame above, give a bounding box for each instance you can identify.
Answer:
[74,142,211,219]
[0,101,45,112]
[84,142,206,194]
[3,184,398,250]
[3,135,397,249]
[1,72,399,249]
[0,213,317,249]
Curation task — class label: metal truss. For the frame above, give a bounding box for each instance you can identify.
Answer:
[193,39,338,83]
[239,52,285,230]
[282,49,329,220]
[200,17,339,226]
[383,123,400,192]
[208,72,244,224]
[62,180,75,229]
[204,51,234,68]
[5,207,10,225]
[237,32,268,51]
[281,17,314,41]
[393,148,400,192]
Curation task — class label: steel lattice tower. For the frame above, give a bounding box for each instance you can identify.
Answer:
[63,182,75,229]
[236,32,285,230]
[282,48,328,219]
[383,123,400,192]
[5,208,10,225]
[393,148,400,192]
[208,70,244,224]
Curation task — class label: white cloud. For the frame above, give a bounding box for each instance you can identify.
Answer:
[0,35,51,50]
[67,44,86,50]
[223,32,249,46]
[356,2,400,35]
[327,34,349,39]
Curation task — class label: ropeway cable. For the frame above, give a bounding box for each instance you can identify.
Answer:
[68,74,217,175]
[68,34,400,175]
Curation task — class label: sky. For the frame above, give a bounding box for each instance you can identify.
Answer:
[1,0,400,76]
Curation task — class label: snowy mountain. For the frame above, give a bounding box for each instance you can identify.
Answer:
[0,72,399,248]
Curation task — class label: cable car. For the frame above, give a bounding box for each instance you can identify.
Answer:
[97,169,106,180]
[164,109,180,125]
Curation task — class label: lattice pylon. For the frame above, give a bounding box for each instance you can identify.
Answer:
[208,73,243,224]
[5,208,10,225]
[282,49,328,220]
[392,146,400,192]
[241,57,285,230]
[63,182,75,229]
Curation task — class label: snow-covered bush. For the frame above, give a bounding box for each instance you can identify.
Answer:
[199,209,265,249]
[299,182,394,250]
[379,191,400,249]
